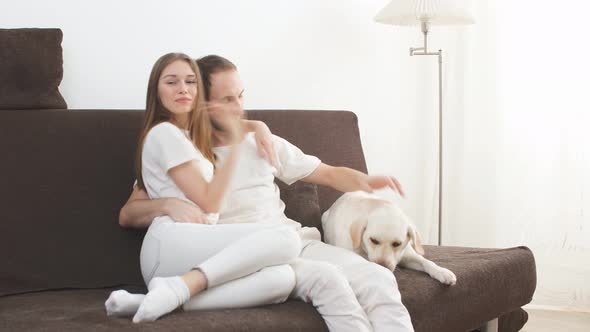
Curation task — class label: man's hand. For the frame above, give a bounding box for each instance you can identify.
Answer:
[252,121,276,167]
[164,198,210,224]
[302,164,406,198]
[362,176,406,197]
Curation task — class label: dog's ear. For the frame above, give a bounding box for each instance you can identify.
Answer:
[350,218,368,250]
[407,225,425,255]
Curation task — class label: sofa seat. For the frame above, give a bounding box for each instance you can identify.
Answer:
[0,245,534,332]
[0,287,327,332]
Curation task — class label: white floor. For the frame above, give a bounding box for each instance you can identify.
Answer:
[520,309,590,332]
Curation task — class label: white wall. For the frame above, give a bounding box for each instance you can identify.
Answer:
[2,0,434,236]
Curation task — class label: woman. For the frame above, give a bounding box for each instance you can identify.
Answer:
[111,53,301,323]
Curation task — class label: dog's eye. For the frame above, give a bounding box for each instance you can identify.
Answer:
[370,237,380,245]
[392,241,401,248]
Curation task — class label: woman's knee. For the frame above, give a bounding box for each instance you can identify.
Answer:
[263,227,301,262]
[259,264,296,302]
[139,231,161,285]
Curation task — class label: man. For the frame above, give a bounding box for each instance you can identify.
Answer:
[113,55,414,332]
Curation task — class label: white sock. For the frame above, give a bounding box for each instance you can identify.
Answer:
[105,290,145,317]
[132,276,190,323]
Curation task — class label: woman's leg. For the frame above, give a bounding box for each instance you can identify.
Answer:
[141,221,299,282]
[132,221,300,322]
[106,264,295,316]
[300,241,414,332]
[182,264,295,311]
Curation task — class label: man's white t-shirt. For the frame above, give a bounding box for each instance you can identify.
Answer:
[213,132,321,238]
[141,122,218,224]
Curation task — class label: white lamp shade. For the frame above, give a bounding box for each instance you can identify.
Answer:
[375,0,475,26]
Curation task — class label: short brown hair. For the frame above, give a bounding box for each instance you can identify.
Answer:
[196,55,237,100]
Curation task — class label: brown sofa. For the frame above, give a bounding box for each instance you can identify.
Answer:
[0,109,536,331]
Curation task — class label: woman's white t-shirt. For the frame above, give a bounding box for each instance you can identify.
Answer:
[141,122,217,224]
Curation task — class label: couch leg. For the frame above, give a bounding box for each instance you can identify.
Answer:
[480,318,499,332]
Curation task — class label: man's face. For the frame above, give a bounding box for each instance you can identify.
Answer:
[207,69,245,127]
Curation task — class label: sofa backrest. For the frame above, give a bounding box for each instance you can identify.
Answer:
[0,109,367,296]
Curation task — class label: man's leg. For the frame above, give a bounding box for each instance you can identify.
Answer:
[289,258,372,332]
[300,240,414,332]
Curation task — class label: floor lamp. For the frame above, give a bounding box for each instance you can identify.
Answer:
[374,0,474,245]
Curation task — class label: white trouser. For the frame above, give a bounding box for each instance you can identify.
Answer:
[139,219,301,310]
[290,240,414,332]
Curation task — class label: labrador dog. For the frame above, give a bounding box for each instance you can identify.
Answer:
[321,191,457,285]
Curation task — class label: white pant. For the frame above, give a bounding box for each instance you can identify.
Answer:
[291,240,414,332]
[140,221,413,331]
[139,219,300,310]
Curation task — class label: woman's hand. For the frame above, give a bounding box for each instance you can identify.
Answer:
[207,99,245,144]
[225,115,244,144]
[251,121,276,167]
[164,198,210,224]
[362,175,406,198]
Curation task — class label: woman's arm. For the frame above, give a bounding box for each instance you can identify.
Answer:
[242,119,276,166]
[302,163,405,197]
[168,144,240,213]
[169,113,243,213]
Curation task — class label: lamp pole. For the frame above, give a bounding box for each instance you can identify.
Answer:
[410,21,443,246]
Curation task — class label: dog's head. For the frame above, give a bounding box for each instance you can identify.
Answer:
[350,201,424,271]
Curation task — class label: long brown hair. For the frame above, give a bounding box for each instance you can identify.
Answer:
[135,52,215,190]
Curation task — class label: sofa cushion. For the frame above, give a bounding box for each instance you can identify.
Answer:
[278,180,322,233]
[0,28,67,110]
[0,110,146,297]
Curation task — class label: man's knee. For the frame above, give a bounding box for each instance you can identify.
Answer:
[291,260,351,297]
[373,263,398,285]
[347,261,401,296]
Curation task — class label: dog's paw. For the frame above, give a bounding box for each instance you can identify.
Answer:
[431,267,457,285]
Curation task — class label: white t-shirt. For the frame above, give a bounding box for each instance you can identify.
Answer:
[141,122,218,224]
[213,132,321,235]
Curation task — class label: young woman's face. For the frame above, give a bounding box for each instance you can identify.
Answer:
[158,60,198,121]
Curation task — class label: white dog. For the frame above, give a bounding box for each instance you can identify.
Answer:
[322,191,457,285]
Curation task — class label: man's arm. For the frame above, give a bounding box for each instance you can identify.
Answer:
[302,163,405,197]
[118,186,207,228]
[119,186,166,228]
